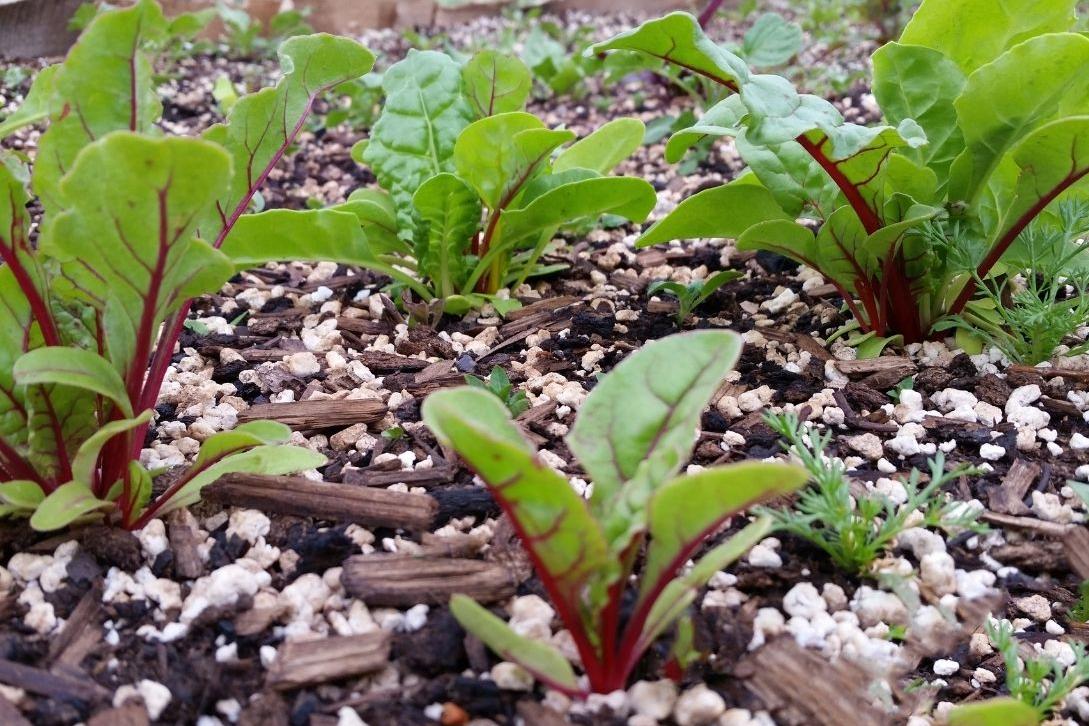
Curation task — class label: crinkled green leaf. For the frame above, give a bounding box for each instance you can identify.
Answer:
[33,0,168,212]
[14,347,133,418]
[203,33,375,244]
[423,387,610,633]
[637,182,791,247]
[872,43,965,184]
[741,13,802,68]
[734,133,840,217]
[449,595,580,692]
[567,330,743,539]
[30,481,111,532]
[42,134,233,374]
[591,12,750,89]
[950,33,1089,205]
[454,112,574,210]
[0,65,59,139]
[666,95,745,164]
[899,0,1075,74]
[554,118,646,174]
[498,176,656,247]
[462,50,532,118]
[361,50,473,237]
[412,173,482,298]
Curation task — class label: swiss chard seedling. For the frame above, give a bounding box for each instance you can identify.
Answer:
[423,331,807,694]
[595,1,1089,346]
[348,49,657,314]
[0,0,378,531]
[647,269,743,325]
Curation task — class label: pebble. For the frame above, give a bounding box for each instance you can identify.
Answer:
[846,433,883,461]
[181,562,271,623]
[673,684,726,726]
[933,659,959,676]
[1013,594,1052,622]
[851,586,908,627]
[920,552,957,596]
[491,661,533,691]
[226,509,271,544]
[979,443,1005,461]
[509,594,555,640]
[285,352,321,377]
[114,680,173,720]
[629,680,678,720]
[783,583,826,619]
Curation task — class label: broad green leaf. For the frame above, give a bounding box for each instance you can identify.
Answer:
[639,464,807,611]
[221,208,382,270]
[449,595,580,692]
[736,219,823,272]
[423,388,610,629]
[22,381,98,484]
[947,698,1040,726]
[0,153,48,349]
[361,50,473,237]
[636,517,773,656]
[872,43,966,184]
[33,0,168,212]
[0,481,45,512]
[42,134,234,374]
[554,118,646,174]
[567,330,742,527]
[741,13,802,68]
[591,12,750,89]
[994,118,1089,254]
[70,411,153,486]
[193,420,292,468]
[462,51,532,118]
[454,112,574,210]
[154,445,326,516]
[413,173,482,298]
[0,65,59,139]
[498,176,657,247]
[14,347,133,418]
[203,34,375,244]
[734,133,840,217]
[899,0,1075,74]
[637,183,791,247]
[336,189,406,255]
[950,33,1089,204]
[30,482,111,532]
[665,95,745,164]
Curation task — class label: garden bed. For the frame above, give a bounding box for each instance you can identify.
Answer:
[1,3,1089,726]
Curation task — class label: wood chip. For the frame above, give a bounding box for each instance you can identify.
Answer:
[1065,527,1089,580]
[0,658,109,702]
[834,357,916,377]
[1008,364,1089,383]
[207,474,437,531]
[235,602,289,637]
[266,632,390,690]
[237,399,387,428]
[342,464,455,488]
[737,638,891,726]
[0,693,30,726]
[335,317,388,336]
[87,704,149,726]
[988,460,1039,515]
[356,350,429,373]
[981,510,1071,538]
[47,585,102,667]
[167,508,205,580]
[341,554,519,606]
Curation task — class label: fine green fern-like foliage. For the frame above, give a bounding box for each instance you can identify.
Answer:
[0,0,377,531]
[595,2,1089,345]
[761,411,984,574]
[424,331,807,695]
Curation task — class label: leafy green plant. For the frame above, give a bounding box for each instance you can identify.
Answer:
[935,200,1089,364]
[423,331,808,694]
[349,49,656,314]
[647,269,742,325]
[595,3,1089,345]
[214,1,313,58]
[949,620,1089,724]
[465,366,529,417]
[0,1,377,530]
[761,412,984,574]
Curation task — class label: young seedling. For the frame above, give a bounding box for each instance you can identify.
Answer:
[350,49,657,313]
[595,1,1089,345]
[464,367,530,417]
[949,620,1089,725]
[423,331,807,695]
[647,269,742,325]
[761,412,984,574]
[0,1,377,530]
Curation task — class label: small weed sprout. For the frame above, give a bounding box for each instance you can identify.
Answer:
[464,366,530,417]
[989,619,1089,719]
[647,269,743,325]
[761,411,985,574]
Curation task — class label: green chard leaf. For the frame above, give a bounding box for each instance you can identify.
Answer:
[741,12,802,68]
[423,387,610,638]
[665,95,746,164]
[30,481,111,532]
[33,0,168,212]
[412,173,482,298]
[13,347,134,418]
[462,50,532,118]
[0,65,59,139]
[637,182,791,246]
[554,118,646,174]
[221,208,382,270]
[899,0,1075,75]
[947,697,1040,726]
[361,50,473,238]
[207,33,375,246]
